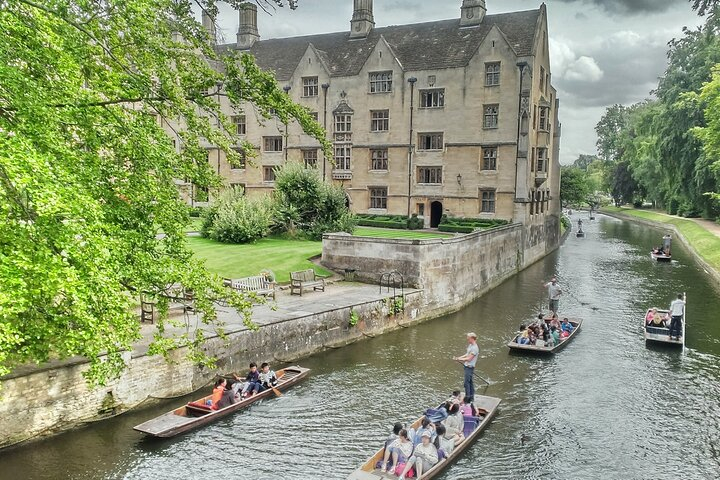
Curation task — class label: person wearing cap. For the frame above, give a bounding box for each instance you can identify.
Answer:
[453,332,479,403]
[397,429,438,480]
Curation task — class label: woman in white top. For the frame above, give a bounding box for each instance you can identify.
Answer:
[398,430,438,480]
[379,429,413,474]
[442,403,465,443]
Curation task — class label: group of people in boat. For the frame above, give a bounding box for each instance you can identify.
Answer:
[379,391,483,479]
[645,293,686,341]
[514,314,574,347]
[652,234,672,256]
[208,362,278,410]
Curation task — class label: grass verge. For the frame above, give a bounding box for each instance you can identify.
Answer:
[602,206,720,271]
[187,236,329,283]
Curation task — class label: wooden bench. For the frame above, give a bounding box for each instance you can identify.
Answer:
[225,276,276,300]
[290,269,326,296]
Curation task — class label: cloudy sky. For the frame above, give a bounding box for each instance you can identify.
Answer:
[212,0,702,164]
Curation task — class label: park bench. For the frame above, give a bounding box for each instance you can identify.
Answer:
[224,275,276,300]
[289,269,326,296]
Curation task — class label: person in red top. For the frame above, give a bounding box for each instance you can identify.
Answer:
[211,378,227,410]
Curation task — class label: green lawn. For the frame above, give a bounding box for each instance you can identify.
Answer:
[353,227,452,239]
[187,236,329,283]
[602,206,720,271]
[186,217,203,233]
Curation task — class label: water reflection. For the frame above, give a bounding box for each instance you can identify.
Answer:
[1,214,718,479]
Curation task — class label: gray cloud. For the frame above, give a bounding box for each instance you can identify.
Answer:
[553,0,678,15]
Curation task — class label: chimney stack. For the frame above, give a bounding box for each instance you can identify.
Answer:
[202,10,217,44]
[350,0,374,39]
[237,2,260,50]
[460,0,486,26]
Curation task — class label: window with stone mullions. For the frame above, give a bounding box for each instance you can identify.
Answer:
[420,89,445,108]
[303,149,318,168]
[484,105,499,129]
[371,110,389,132]
[418,133,443,150]
[230,148,247,170]
[536,148,548,172]
[369,187,388,209]
[480,190,496,213]
[538,107,550,132]
[334,145,351,170]
[369,71,393,93]
[232,115,246,135]
[335,114,352,133]
[417,166,442,184]
[302,76,319,97]
[263,136,283,152]
[263,166,276,182]
[485,62,501,86]
[371,149,388,170]
[482,147,497,171]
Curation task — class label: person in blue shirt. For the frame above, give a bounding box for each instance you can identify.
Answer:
[561,318,574,333]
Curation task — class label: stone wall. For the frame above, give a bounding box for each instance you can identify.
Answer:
[323,221,559,315]
[0,292,424,449]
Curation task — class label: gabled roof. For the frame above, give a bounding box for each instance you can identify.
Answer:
[217,9,541,81]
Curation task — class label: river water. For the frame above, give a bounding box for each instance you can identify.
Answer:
[1,214,719,480]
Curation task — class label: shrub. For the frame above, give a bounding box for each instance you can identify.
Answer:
[438,224,475,234]
[203,189,273,243]
[357,219,408,229]
[189,206,206,218]
[407,214,424,230]
[560,215,571,231]
[273,162,355,240]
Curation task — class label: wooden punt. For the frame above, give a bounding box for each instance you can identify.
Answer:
[507,318,583,354]
[644,294,686,348]
[133,366,310,438]
[347,395,501,480]
[650,251,672,262]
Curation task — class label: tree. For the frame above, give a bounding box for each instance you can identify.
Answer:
[0,0,328,385]
[595,105,629,163]
[696,65,720,207]
[609,161,641,206]
[690,0,719,16]
[572,154,599,171]
[560,167,591,207]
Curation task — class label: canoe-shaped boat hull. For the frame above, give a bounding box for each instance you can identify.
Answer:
[507,318,582,354]
[347,395,501,480]
[650,252,672,262]
[133,366,310,438]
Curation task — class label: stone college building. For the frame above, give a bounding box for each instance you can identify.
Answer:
[196,0,561,230]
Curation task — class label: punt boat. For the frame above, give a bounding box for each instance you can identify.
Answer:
[133,366,310,437]
[347,395,501,480]
[507,318,583,354]
[644,294,686,348]
[650,251,672,262]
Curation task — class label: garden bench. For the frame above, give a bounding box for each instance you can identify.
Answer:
[289,269,326,296]
[225,276,276,300]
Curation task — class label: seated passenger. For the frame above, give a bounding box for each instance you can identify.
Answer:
[550,326,561,345]
[516,324,529,344]
[399,431,439,480]
[650,309,667,328]
[441,403,465,443]
[380,428,413,473]
[210,378,226,410]
[645,309,655,325]
[561,318,574,334]
[386,422,404,446]
[414,417,437,445]
[250,362,278,394]
[234,362,260,398]
[434,424,456,457]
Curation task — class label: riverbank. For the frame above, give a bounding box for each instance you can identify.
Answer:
[601,206,720,284]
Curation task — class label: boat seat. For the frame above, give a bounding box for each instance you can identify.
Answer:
[463,416,480,436]
[186,402,212,416]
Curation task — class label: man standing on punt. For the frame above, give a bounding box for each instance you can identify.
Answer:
[454,332,479,403]
[544,277,563,315]
[669,293,685,341]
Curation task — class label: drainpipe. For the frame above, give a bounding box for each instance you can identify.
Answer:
[407,76,417,219]
[514,62,529,212]
[322,82,330,181]
[283,85,291,163]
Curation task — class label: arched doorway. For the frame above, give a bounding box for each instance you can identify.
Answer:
[430,201,443,228]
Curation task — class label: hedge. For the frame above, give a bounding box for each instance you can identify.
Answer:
[438,224,475,233]
[356,213,424,230]
[357,219,408,229]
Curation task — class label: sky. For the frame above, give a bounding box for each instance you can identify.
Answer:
[211,0,703,164]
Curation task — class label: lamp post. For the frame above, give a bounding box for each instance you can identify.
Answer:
[321,82,330,181]
[407,76,417,219]
[283,85,291,163]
